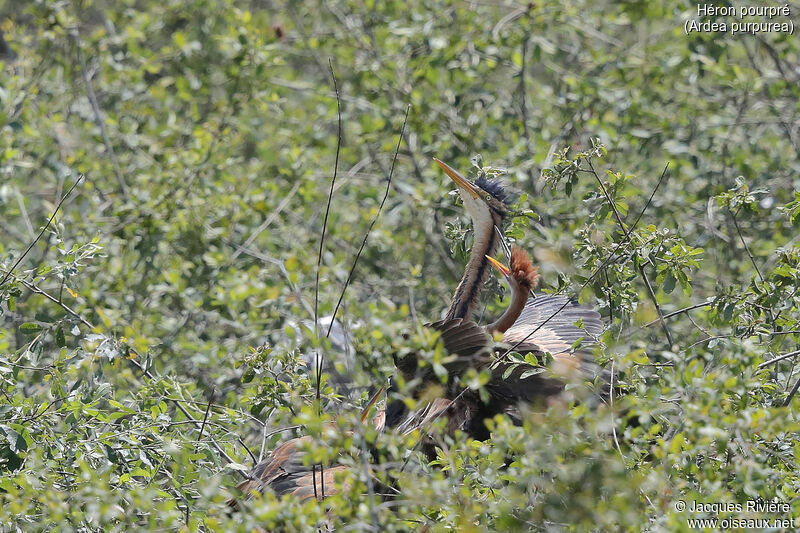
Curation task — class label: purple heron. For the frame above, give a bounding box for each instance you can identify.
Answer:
[232,160,606,502]
[232,158,512,503]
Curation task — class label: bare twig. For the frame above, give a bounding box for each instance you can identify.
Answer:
[0,271,93,329]
[311,58,344,501]
[643,301,712,327]
[729,207,776,332]
[730,209,765,283]
[315,60,342,399]
[195,387,215,449]
[587,160,628,233]
[758,349,800,370]
[0,175,84,288]
[325,104,410,341]
[638,264,674,347]
[783,377,800,407]
[630,164,670,231]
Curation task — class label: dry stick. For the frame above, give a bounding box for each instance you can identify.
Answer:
[638,266,673,346]
[784,377,800,407]
[195,387,215,451]
[324,106,408,522]
[643,301,712,328]
[71,32,129,201]
[729,208,778,332]
[3,274,93,329]
[314,59,342,397]
[758,349,800,370]
[313,96,410,499]
[312,59,343,502]
[325,104,410,341]
[730,208,765,283]
[0,175,84,288]
[586,159,673,347]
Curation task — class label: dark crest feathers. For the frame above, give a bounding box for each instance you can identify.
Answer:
[475,176,512,206]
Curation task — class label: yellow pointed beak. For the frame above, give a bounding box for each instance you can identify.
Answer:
[360,385,385,423]
[433,158,481,199]
[485,255,511,277]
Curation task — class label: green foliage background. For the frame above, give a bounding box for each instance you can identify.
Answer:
[0,0,799,531]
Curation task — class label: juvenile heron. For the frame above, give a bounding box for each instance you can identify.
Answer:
[387,159,513,429]
[461,247,606,439]
[233,158,513,503]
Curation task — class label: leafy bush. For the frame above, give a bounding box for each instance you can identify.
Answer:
[1,0,799,531]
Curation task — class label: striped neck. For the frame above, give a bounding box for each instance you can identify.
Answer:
[445,211,503,320]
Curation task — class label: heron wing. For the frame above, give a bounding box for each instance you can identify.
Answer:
[276,465,350,501]
[234,436,310,498]
[394,397,455,435]
[501,294,603,355]
[491,295,607,403]
[234,435,353,502]
[429,318,493,360]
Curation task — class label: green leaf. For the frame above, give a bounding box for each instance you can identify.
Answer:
[662,272,676,294]
[55,326,66,347]
[19,323,42,334]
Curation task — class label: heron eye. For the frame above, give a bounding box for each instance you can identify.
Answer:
[485,194,492,201]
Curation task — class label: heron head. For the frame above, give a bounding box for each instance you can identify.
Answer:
[486,246,539,291]
[433,158,510,223]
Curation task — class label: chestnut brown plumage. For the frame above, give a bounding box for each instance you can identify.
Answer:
[232,436,350,503]
[391,246,605,443]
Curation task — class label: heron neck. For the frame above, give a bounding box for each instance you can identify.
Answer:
[445,211,502,320]
[486,280,528,334]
